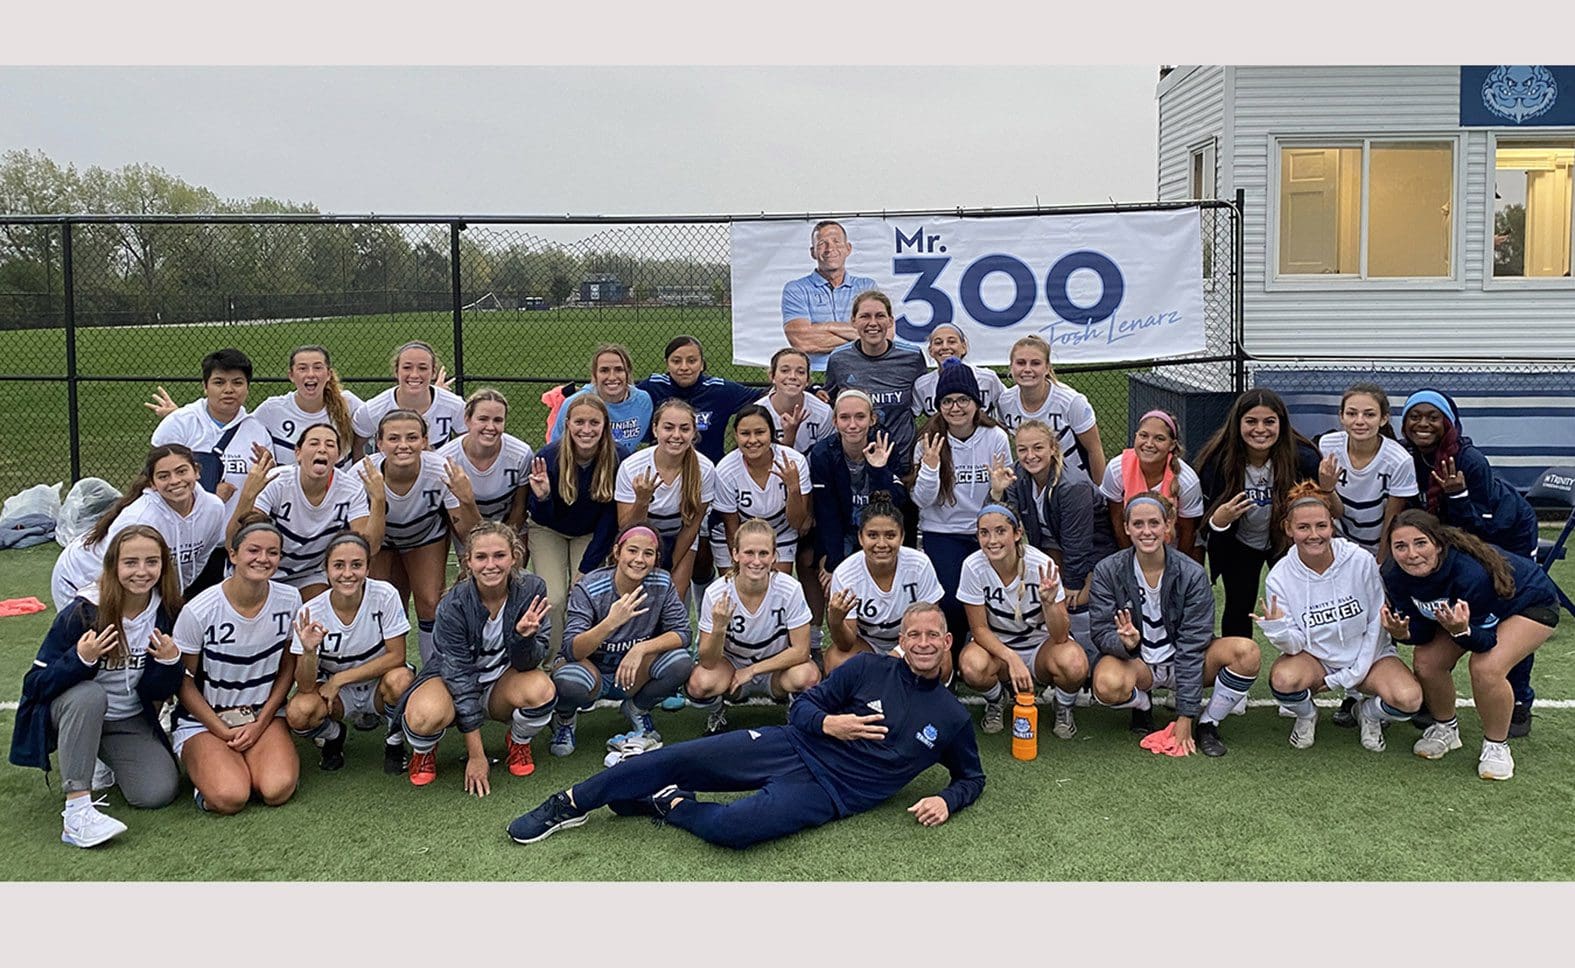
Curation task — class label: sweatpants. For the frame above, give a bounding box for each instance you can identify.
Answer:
[1207,531,1272,639]
[528,523,594,663]
[50,680,180,807]
[552,649,695,714]
[921,531,977,657]
[572,727,839,849]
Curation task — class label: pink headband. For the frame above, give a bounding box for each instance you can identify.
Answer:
[1139,409,1179,437]
[618,525,659,545]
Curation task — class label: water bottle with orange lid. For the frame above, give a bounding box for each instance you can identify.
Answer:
[1011,692,1038,760]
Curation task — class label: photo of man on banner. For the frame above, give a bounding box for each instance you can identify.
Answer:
[780,220,877,370]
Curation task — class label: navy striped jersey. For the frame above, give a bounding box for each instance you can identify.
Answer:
[438,432,533,522]
[996,382,1097,483]
[613,447,717,547]
[1319,433,1419,553]
[1134,555,1175,665]
[372,451,461,551]
[955,545,1065,654]
[252,390,365,466]
[712,444,813,562]
[756,391,835,453]
[290,578,409,677]
[829,547,944,655]
[352,385,466,445]
[173,581,300,723]
[254,465,371,587]
[698,573,813,665]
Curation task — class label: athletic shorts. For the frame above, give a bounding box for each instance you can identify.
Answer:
[1519,604,1561,629]
[171,708,286,757]
[1146,660,1175,692]
[1315,640,1399,680]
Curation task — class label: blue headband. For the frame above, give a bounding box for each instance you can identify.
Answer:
[977,503,1019,527]
[1402,389,1455,424]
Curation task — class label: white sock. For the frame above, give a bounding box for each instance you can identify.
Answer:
[1107,687,1151,710]
[981,682,1004,703]
[1051,687,1079,707]
[65,796,92,816]
[1201,667,1256,725]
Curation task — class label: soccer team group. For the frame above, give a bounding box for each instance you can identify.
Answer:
[10,284,1564,851]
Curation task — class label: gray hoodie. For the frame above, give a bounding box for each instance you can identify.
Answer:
[1088,546,1216,718]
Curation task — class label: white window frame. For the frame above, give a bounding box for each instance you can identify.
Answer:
[1189,138,1218,289]
[1483,129,1575,291]
[1268,134,1465,292]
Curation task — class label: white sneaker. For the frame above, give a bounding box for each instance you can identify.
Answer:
[61,797,127,848]
[980,693,1008,734]
[1288,715,1317,750]
[1478,741,1514,780]
[91,759,116,791]
[1051,700,1077,740]
[1413,720,1463,760]
[1356,700,1386,753]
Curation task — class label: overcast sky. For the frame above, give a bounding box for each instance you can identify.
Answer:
[0,67,1159,217]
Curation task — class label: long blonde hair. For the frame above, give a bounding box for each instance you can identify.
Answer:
[557,394,619,504]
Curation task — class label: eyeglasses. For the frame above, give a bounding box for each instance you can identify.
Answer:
[939,396,974,410]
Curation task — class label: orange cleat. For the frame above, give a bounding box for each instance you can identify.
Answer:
[506,737,536,777]
[408,750,438,786]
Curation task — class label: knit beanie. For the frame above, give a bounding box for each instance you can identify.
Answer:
[933,357,981,408]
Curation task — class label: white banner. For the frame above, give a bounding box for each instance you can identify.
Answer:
[729,210,1206,368]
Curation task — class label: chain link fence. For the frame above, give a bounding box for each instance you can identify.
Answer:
[0,202,1242,496]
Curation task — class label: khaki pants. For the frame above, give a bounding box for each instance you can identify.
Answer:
[528,522,593,662]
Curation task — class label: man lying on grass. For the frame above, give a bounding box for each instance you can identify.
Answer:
[507,601,985,849]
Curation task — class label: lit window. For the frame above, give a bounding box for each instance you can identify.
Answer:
[1190,141,1217,278]
[1494,143,1574,278]
[1277,141,1454,278]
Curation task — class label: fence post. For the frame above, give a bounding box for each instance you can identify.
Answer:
[1232,188,1247,394]
[450,221,465,397]
[62,220,82,484]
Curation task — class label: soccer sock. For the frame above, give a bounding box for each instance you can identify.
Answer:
[682,687,721,710]
[384,705,405,745]
[1437,716,1460,731]
[510,700,555,745]
[1368,696,1414,723]
[1202,667,1256,725]
[1051,686,1079,707]
[1108,688,1151,710]
[417,620,436,666]
[1272,686,1316,720]
[292,718,343,746]
[403,722,444,755]
[981,681,1004,703]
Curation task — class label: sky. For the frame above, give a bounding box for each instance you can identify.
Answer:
[0,66,1160,217]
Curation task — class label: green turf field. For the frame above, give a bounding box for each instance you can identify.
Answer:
[2,541,1573,881]
[0,306,1138,494]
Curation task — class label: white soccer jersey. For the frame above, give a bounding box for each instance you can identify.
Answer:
[373,451,461,551]
[50,488,228,610]
[614,447,718,548]
[351,385,466,445]
[151,400,273,518]
[956,545,1065,655]
[439,433,532,522]
[1135,556,1175,666]
[173,581,300,723]
[911,425,1013,534]
[698,572,813,666]
[1320,432,1420,553]
[997,382,1098,482]
[712,444,814,562]
[255,466,372,587]
[291,578,410,677]
[829,547,944,655]
[755,392,835,453]
[911,363,1007,420]
[1099,452,1206,519]
[252,390,365,466]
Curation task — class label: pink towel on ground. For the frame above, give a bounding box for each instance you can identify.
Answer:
[1138,721,1190,757]
[0,596,47,617]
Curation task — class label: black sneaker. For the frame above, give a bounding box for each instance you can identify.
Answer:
[1129,707,1156,735]
[1509,701,1532,739]
[1196,721,1228,757]
[383,740,410,775]
[319,727,347,772]
[1332,696,1358,729]
[608,784,694,818]
[508,791,590,845]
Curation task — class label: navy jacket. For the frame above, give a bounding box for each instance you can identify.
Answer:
[1407,437,1538,557]
[1381,544,1557,652]
[785,652,984,818]
[1002,466,1116,594]
[638,372,759,464]
[807,431,910,571]
[526,440,630,574]
[9,598,181,773]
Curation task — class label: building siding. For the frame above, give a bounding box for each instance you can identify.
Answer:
[1157,66,1225,202]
